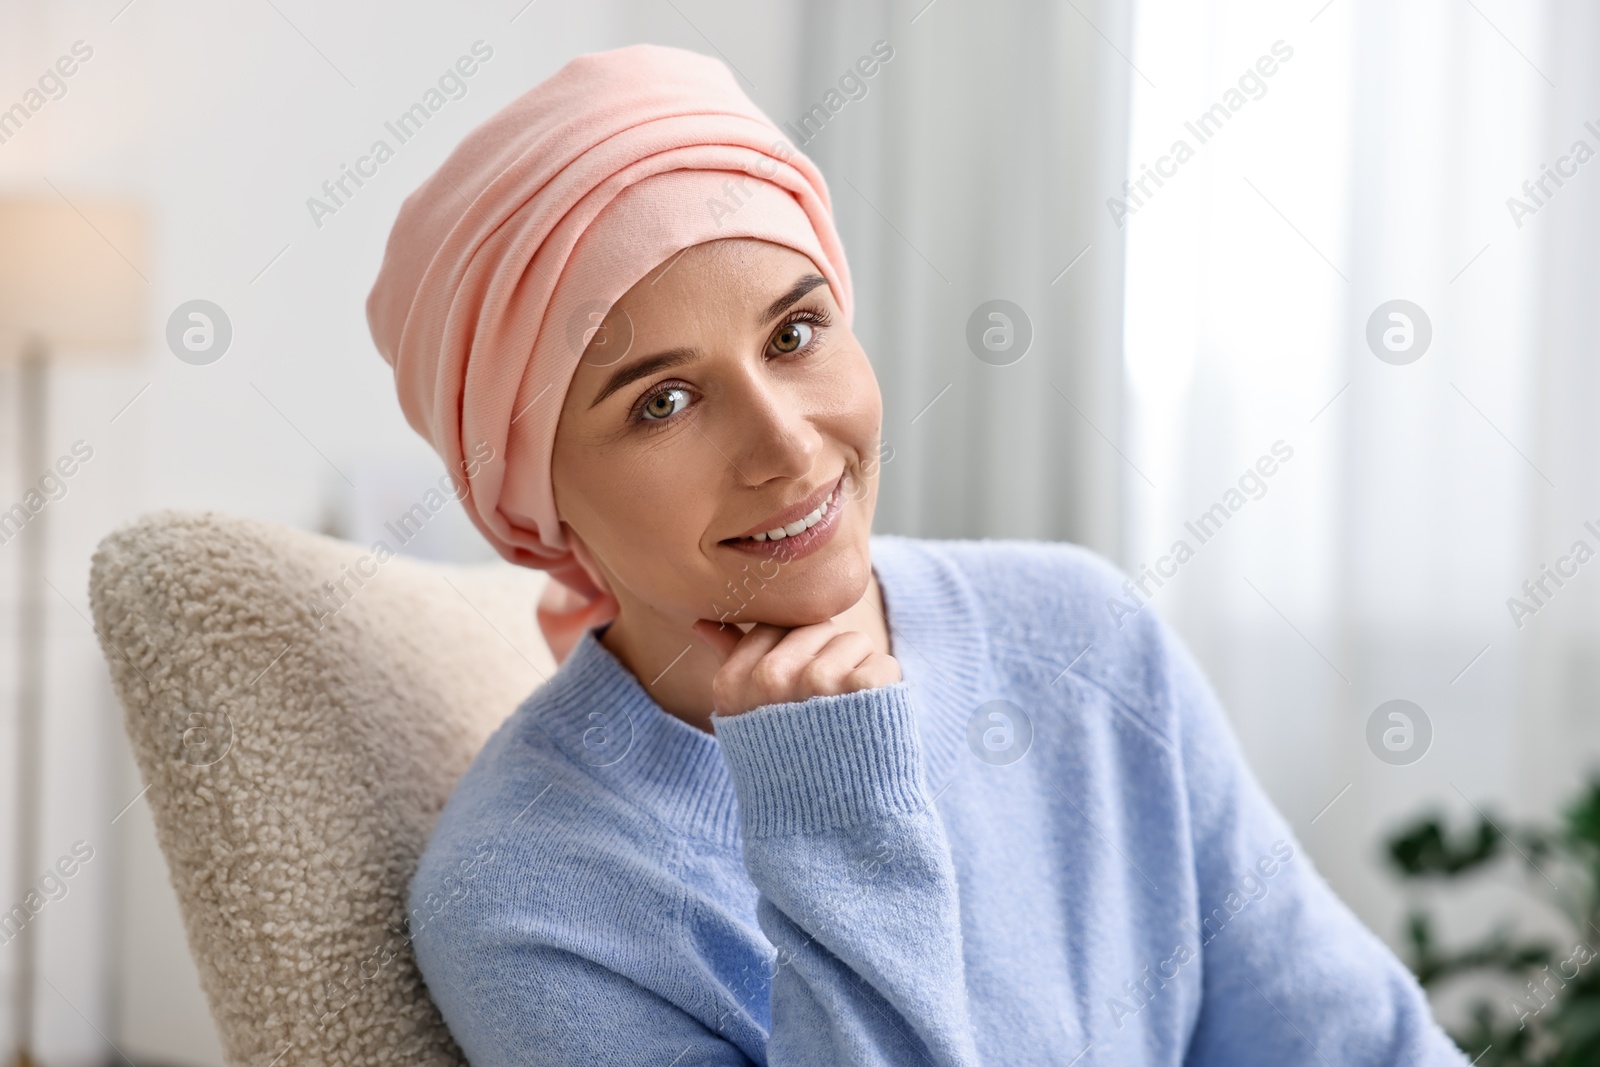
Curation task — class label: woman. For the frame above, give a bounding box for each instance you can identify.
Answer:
[368,43,1467,1066]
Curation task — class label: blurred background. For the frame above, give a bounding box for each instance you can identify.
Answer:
[1,0,1596,1062]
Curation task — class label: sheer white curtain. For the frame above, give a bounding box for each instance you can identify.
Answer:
[793,0,1133,556]
[1122,0,1598,1025]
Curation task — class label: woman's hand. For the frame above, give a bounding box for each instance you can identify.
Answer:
[691,619,901,716]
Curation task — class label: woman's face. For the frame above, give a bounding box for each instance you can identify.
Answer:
[551,238,883,630]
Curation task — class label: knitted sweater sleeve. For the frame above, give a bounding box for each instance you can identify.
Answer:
[708,680,983,1067]
[1146,613,1471,1066]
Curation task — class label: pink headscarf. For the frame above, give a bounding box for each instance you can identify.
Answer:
[366,44,854,664]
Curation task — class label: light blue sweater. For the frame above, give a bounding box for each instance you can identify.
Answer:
[410,536,1468,1066]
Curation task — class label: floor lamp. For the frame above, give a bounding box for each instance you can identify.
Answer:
[0,199,146,1067]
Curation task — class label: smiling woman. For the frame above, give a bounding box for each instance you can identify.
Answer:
[365,42,1469,1067]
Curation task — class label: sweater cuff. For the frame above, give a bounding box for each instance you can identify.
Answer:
[711,681,929,838]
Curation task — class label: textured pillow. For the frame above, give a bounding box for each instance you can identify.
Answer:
[88,510,556,1066]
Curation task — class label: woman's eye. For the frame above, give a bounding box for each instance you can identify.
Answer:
[641,386,691,420]
[771,320,813,354]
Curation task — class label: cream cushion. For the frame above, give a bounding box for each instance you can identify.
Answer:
[88,510,556,1066]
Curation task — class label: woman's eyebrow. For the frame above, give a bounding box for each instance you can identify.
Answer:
[589,347,701,409]
[761,273,826,323]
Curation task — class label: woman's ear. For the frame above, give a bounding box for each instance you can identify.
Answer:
[535,522,622,664]
[561,521,616,598]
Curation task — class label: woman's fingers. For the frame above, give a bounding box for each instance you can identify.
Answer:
[703,623,786,714]
[846,652,902,691]
[707,619,900,715]
[690,618,745,663]
[748,621,841,688]
[721,622,790,675]
[794,630,877,699]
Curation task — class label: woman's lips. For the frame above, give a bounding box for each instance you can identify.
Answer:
[722,474,844,541]
[719,475,846,561]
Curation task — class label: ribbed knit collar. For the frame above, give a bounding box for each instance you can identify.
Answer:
[526,535,995,847]
[868,535,995,797]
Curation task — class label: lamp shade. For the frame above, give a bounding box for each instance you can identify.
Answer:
[0,197,148,360]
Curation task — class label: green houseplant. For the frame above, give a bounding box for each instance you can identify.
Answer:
[1385,776,1600,1065]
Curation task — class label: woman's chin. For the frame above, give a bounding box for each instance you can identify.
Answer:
[721,564,870,629]
[743,603,852,629]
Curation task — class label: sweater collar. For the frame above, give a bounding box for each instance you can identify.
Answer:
[869,535,995,796]
[528,535,993,845]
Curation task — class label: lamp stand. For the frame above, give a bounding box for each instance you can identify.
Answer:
[8,338,46,1067]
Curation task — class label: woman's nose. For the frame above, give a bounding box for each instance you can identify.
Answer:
[722,376,822,487]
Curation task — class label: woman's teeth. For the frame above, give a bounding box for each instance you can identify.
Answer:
[748,489,835,542]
